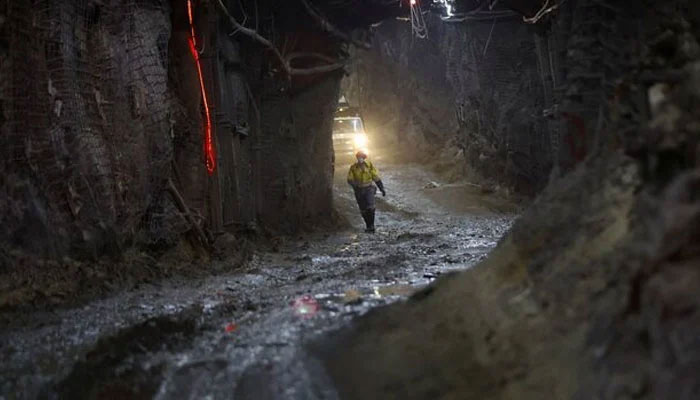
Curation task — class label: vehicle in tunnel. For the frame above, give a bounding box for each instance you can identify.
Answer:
[333,99,370,162]
[333,116,369,159]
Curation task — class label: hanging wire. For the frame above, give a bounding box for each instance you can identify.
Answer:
[523,0,562,24]
[409,0,428,39]
[482,17,496,56]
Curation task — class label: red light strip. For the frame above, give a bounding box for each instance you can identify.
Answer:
[187,0,216,175]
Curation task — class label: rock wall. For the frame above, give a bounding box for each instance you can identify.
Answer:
[345,12,549,193]
[346,1,655,195]
[0,0,343,305]
[256,76,341,231]
[319,1,700,398]
[1,0,177,261]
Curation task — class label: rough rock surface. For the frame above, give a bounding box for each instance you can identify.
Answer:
[0,0,345,308]
[343,13,549,193]
[319,3,700,399]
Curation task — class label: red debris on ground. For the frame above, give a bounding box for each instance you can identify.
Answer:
[292,295,320,318]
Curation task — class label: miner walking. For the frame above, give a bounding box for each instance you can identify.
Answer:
[347,151,386,233]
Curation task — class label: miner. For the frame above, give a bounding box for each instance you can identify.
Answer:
[347,151,386,233]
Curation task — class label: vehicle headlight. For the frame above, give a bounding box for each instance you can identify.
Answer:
[354,134,368,148]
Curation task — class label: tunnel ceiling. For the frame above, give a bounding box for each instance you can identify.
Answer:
[310,0,405,30]
[444,0,548,17]
[302,0,550,31]
[217,0,553,67]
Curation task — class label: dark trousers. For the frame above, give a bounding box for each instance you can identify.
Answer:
[354,186,376,229]
[354,185,376,212]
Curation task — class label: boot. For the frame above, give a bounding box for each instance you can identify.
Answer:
[361,210,372,231]
[366,209,376,233]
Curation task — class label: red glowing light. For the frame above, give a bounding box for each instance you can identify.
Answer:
[187,0,216,175]
[410,0,416,5]
[187,0,197,47]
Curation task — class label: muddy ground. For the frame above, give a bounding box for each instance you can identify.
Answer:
[0,161,514,399]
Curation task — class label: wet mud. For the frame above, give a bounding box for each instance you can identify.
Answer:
[0,163,514,399]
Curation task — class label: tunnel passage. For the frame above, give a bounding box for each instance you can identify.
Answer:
[1,1,700,399]
[0,0,561,290]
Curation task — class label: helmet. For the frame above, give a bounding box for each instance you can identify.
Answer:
[355,151,367,159]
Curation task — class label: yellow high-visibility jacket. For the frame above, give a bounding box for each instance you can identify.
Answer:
[347,161,380,188]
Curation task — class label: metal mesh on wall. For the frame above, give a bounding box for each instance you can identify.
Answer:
[0,0,187,258]
[353,14,552,193]
[446,18,552,192]
[555,0,642,168]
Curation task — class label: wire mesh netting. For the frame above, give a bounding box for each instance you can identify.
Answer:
[451,18,552,189]
[1,0,189,259]
[359,14,553,191]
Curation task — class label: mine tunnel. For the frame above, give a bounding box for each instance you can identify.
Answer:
[1,0,699,398]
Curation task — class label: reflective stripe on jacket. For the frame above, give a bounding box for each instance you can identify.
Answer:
[347,161,380,187]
